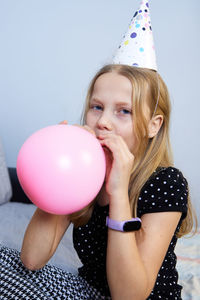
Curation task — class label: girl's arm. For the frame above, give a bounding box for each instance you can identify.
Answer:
[20,208,70,270]
[99,133,181,299]
[107,196,181,300]
[20,121,94,271]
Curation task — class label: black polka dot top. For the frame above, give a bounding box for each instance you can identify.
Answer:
[73,167,188,299]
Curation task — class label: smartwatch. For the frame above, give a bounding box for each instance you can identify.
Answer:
[106,216,141,232]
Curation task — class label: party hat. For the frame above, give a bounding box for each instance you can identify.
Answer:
[113,0,157,71]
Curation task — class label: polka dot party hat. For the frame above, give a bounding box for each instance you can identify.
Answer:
[113,0,157,71]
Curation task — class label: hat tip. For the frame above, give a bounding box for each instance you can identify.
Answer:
[112,0,158,71]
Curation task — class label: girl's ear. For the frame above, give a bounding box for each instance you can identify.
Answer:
[148,115,163,138]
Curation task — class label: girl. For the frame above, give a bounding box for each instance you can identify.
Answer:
[0,64,196,299]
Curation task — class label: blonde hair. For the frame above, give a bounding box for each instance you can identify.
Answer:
[70,64,197,237]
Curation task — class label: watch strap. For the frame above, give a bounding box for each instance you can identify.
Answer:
[106,216,141,232]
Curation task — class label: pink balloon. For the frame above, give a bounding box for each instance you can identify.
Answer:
[17,125,106,215]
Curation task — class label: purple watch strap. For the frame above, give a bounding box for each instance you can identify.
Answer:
[106,216,141,232]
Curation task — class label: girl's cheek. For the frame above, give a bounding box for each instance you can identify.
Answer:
[85,113,92,126]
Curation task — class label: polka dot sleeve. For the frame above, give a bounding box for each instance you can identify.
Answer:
[137,167,188,219]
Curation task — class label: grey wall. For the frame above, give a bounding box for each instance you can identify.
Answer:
[0,0,199,220]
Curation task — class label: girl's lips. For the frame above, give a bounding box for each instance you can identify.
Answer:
[96,135,105,140]
[97,133,112,140]
[97,136,103,140]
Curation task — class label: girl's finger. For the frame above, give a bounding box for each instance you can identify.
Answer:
[59,120,68,125]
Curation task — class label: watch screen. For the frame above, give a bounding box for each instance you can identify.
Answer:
[123,220,141,232]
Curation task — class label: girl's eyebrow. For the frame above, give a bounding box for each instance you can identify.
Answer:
[90,97,102,103]
[90,98,131,107]
[115,101,132,107]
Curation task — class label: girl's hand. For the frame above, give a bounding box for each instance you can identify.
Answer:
[98,133,134,198]
[59,120,68,125]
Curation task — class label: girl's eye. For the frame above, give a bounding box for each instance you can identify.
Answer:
[119,109,132,115]
[91,105,103,111]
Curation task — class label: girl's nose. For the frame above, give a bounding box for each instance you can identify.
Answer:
[97,112,112,131]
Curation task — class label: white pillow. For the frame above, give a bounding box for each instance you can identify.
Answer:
[0,140,12,204]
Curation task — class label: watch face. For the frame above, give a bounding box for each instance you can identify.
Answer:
[123,220,141,232]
